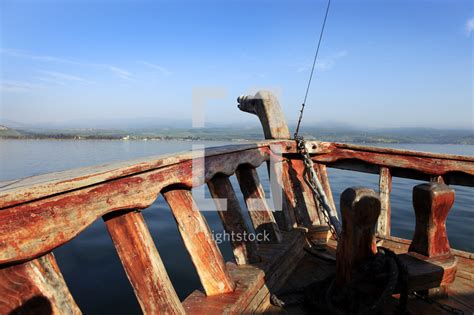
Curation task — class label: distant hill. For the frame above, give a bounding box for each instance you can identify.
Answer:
[0,125,25,137]
[0,123,473,144]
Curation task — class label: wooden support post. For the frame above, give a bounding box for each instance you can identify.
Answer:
[103,210,185,314]
[207,176,260,265]
[163,189,235,296]
[377,167,392,237]
[407,183,457,295]
[237,91,317,229]
[409,183,455,258]
[236,167,283,243]
[336,187,381,287]
[0,253,81,315]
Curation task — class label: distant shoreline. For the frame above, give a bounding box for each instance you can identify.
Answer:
[1,136,473,145]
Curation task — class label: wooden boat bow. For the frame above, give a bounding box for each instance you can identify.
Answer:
[0,91,473,314]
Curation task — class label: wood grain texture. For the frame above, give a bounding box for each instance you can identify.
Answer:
[0,146,271,264]
[312,142,474,186]
[207,176,260,265]
[0,253,80,315]
[237,91,290,140]
[409,183,455,258]
[336,187,381,287]
[163,189,235,296]
[377,167,392,237]
[236,167,282,243]
[103,210,184,314]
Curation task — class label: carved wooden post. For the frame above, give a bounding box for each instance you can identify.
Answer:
[409,183,454,258]
[336,187,381,287]
[237,91,318,230]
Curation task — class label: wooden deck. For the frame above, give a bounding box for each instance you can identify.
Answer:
[264,237,474,314]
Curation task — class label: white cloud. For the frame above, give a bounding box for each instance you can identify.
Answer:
[297,50,348,72]
[39,70,94,84]
[1,48,133,80]
[0,80,42,92]
[104,65,133,80]
[466,18,474,35]
[138,61,172,75]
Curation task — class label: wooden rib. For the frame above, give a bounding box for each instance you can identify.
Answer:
[235,167,282,243]
[207,176,260,265]
[162,189,235,296]
[267,158,297,231]
[378,167,392,237]
[103,210,184,314]
[0,253,81,314]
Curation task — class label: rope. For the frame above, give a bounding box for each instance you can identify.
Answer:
[294,0,332,139]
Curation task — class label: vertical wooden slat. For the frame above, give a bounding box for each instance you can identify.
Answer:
[378,167,392,237]
[267,157,300,230]
[103,210,185,314]
[288,160,318,226]
[207,176,260,265]
[236,167,282,243]
[163,189,235,296]
[0,253,81,315]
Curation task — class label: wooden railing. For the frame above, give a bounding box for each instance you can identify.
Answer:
[0,91,473,314]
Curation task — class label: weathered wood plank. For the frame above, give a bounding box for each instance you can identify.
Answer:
[0,253,81,315]
[236,167,282,243]
[377,167,392,237]
[0,147,271,264]
[162,189,235,296]
[103,210,184,314]
[312,143,474,185]
[182,263,265,315]
[0,142,279,209]
[207,176,260,265]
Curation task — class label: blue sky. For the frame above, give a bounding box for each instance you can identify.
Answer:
[0,0,472,129]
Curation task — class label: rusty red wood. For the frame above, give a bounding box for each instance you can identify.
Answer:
[409,183,455,258]
[0,253,81,314]
[163,189,235,296]
[103,210,184,314]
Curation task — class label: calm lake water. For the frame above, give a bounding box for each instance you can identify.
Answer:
[1,140,473,314]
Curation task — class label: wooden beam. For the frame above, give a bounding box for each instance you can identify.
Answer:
[163,189,235,296]
[0,253,81,314]
[236,167,282,243]
[377,167,392,237]
[336,187,381,287]
[207,176,260,265]
[103,210,184,314]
